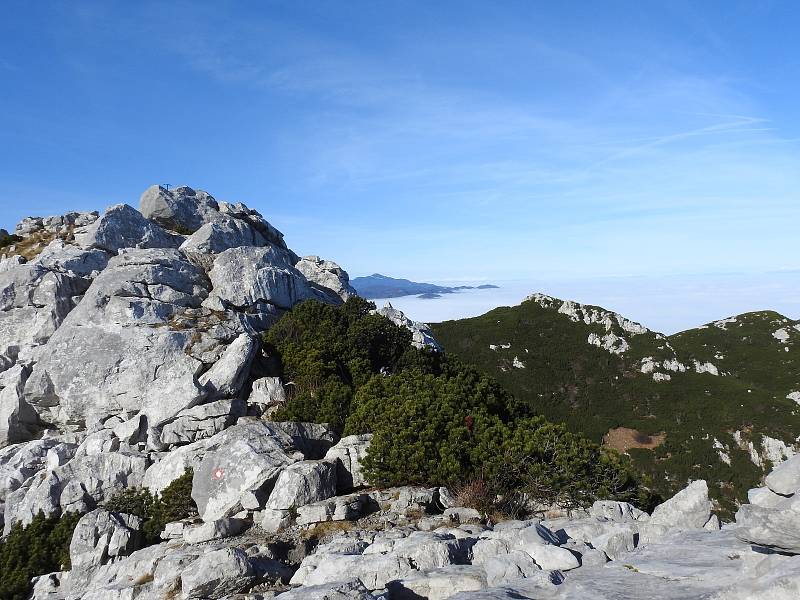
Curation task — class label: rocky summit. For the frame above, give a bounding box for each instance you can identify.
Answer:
[0,186,799,599]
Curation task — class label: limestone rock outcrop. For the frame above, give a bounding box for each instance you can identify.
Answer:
[376,303,442,350]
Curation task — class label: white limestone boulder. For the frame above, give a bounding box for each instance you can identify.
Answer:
[69,508,144,570]
[180,547,255,599]
[648,480,712,530]
[296,255,356,302]
[324,434,372,491]
[75,203,180,253]
[265,459,337,510]
[765,453,800,496]
[191,421,300,521]
[735,504,800,554]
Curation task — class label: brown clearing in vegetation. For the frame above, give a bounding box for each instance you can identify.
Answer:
[603,426,666,453]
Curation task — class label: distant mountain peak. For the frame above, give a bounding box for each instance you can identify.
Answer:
[351,273,498,299]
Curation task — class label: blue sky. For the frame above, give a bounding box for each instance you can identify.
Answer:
[1,1,798,325]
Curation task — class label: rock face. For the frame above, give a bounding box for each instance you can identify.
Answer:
[0,185,352,447]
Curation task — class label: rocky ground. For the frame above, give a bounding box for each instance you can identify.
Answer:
[1,186,798,599]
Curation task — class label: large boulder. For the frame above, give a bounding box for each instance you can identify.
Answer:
[198,333,257,400]
[75,203,180,253]
[765,454,800,496]
[0,436,75,502]
[648,480,712,529]
[0,364,40,444]
[140,185,220,233]
[296,255,357,302]
[203,245,315,317]
[265,460,338,510]
[180,547,255,599]
[180,218,267,254]
[158,398,245,447]
[325,434,372,491]
[191,420,301,521]
[736,504,800,554]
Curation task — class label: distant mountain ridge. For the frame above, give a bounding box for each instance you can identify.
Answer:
[431,292,800,515]
[351,273,498,299]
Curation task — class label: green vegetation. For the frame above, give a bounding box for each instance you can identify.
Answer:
[104,468,197,546]
[265,297,648,512]
[0,511,82,600]
[0,231,21,248]
[431,296,800,516]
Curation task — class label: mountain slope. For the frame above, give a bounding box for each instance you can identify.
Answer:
[431,293,800,514]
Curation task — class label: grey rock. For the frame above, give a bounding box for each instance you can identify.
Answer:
[5,451,148,533]
[199,334,257,400]
[143,437,211,494]
[747,486,789,508]
[736,504,800,554]
[703,514,721,531]
[324,434,372,491]
[376,303,442,350]
[0,437,71,501]
[0,364,40,444]
[23,248,210,430]
[295,255,356,302]
[296,492,370,526]
[74,429,120,457]
[0,259,94,388]
[443,507,482,524]
[75,204,180,253]
[388,565,487,599]
[259,507,292,533]
[293,553,415,589]
[181,218,267,254]
[248,377,287,409]
[181,547,255,599]
[217,199,289,250]
[649,480,712,529]
[69,509,144,570]
[765,454,800,496]
[159,398,245,446]
[590,524,638,560]
[276,579,377,599]
[182,517,247,544]
[204,245,314,314]
[192,420,300,521]
[481,550,542,586]
[373,530,475,571]
[714,555,800,600]
[589,500,649,523]
[140,184,220,233]
[33,240,110,277]
[265,459,337,510]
